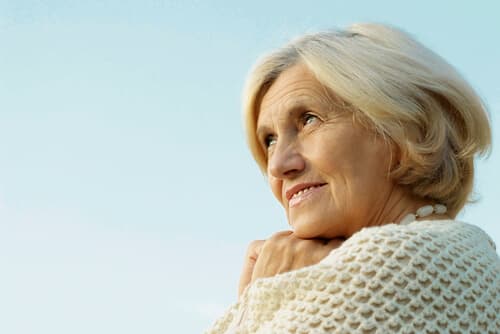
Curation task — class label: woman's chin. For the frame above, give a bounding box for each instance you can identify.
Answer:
[289,222,322,239]
[290,219,344,239]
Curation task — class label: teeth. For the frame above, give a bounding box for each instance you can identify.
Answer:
[292,185,320,198]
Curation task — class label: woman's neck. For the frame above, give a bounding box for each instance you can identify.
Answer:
[368,186,451,228]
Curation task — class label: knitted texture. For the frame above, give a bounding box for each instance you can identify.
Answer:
[206,220,500,334]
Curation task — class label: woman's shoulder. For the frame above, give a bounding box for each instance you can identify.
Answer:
[354,219,494,251]
[315,220,500,332]
[321,219,498,267]
[355,219,491,240]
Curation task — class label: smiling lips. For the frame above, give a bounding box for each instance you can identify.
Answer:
[286,183,327,207]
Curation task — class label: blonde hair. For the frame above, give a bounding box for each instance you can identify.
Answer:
[243,23,491,217]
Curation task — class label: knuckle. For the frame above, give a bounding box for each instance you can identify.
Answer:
[269,230,293,241]
[247,240,264,253]
[264,231,296,253]
[261,239,275,253]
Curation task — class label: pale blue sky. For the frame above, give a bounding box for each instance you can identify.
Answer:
[0,1,499,333]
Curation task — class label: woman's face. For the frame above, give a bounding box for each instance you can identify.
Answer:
[257,64,397,239]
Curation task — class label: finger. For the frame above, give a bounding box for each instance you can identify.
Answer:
[238,240,264,297]
[251,236,294,282]
[270,230,294,239]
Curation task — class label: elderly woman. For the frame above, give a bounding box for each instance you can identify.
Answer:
[207,23,499,333]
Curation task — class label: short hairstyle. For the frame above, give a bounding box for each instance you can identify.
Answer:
[243,23,491,217]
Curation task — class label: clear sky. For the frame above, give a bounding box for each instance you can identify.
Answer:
[0,1,498,333]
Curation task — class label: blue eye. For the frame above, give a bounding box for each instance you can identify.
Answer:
[302,113,318,126]
[264,135,277,148]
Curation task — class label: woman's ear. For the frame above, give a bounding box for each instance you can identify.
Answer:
[386,139,402,177]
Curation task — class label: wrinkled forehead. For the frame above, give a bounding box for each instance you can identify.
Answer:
[256,64,338,128]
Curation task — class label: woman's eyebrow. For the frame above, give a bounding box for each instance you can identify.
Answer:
[280,103,319,119]
[256,103,316,136]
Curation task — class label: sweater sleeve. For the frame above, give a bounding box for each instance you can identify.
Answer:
[206,220,500,334]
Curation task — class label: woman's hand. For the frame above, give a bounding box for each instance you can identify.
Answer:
[238,231,344,296]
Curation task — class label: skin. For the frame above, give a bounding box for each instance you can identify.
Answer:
[238,63,448,296]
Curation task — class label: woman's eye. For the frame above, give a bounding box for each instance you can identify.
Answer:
[264,135,277,148]
[302,113,319,126]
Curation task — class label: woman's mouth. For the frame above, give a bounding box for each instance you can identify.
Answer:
[287,183,327,208]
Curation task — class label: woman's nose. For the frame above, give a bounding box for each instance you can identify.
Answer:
[268,140,305,179]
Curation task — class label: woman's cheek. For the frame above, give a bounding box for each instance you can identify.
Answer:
[269,176,285,206]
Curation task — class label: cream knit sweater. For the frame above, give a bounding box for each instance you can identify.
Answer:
[206,220,500,333]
